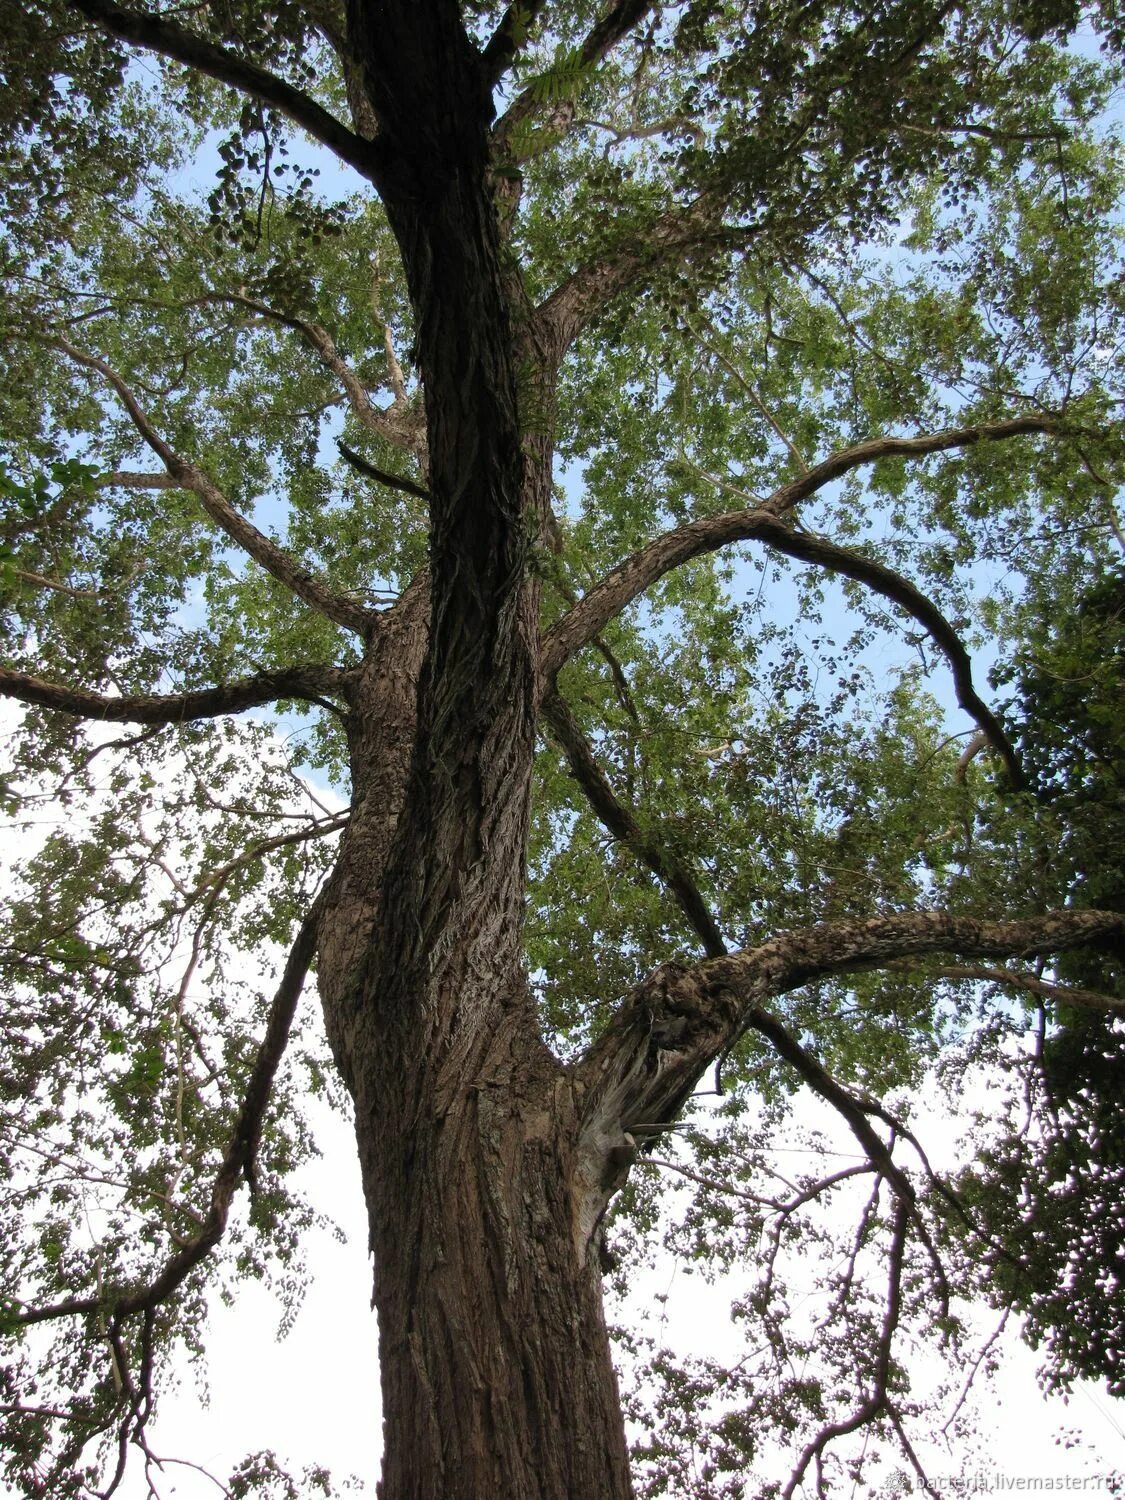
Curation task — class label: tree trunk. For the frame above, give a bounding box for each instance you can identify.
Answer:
[309,11,638,1494]
[353,993,632,1500]
[316,638,636,1500]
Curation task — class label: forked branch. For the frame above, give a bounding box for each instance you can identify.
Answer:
[542,417,1059,681]
[53,337,372,634]
[577,908,1125,1159]
[202,292,426,457]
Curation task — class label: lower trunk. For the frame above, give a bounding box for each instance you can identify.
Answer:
[316,633,635,1500]
[349,1004,633,1500]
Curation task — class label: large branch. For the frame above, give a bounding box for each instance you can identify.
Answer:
[481,0,551,84]
[541,417,1058,678]
[67,0,381,182]
[54,338,372,634]
[535,191,730,357]
[574,907,1125,1202]
[0,663,346,724]
[713,909,1125,1008]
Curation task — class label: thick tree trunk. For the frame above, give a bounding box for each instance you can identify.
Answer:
[352,996,632,1500]
[316,643,636,1499]
[310,10,638,1495]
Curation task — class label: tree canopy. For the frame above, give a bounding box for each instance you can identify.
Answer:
[1,2,1124,1497]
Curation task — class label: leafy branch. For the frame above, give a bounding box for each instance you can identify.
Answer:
[50,336,374,634]
[67,0,381,181]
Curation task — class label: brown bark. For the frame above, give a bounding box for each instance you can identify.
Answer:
[306,9,637,1496]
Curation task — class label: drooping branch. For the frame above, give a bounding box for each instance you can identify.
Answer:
[66,0,381,182]
[0,663,346,725]
[52,338,373,634]
[14,890,324,1329]
[782,1196,912,1500]
[543,690,726,957]
[750,517,1024,785]
[541,417,1059,678]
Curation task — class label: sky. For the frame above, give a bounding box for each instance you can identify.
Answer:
[4,22,1125,1500]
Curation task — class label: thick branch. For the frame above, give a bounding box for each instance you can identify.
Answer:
[535,191,729,356]
[574,0,656,67]
[0,663,344,725]
[101,470,177,491]
[711,909,1125,1006]
[15,892,323,1327]
[67,0,380,181]
[542,417,1058,678]
[575,908,1125,1172]
[53,338,372,633]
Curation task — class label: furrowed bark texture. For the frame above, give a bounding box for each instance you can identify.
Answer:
[314,7,634,1497]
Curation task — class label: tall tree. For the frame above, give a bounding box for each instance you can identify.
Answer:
[1,2,1123,1496]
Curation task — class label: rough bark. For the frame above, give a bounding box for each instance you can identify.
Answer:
[310,9,637,1496]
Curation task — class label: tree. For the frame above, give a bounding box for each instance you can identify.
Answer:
[0,1,1123,1496]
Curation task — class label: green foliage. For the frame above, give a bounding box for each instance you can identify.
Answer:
[0,0,1123,1494]
[950,565,1125,1395]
